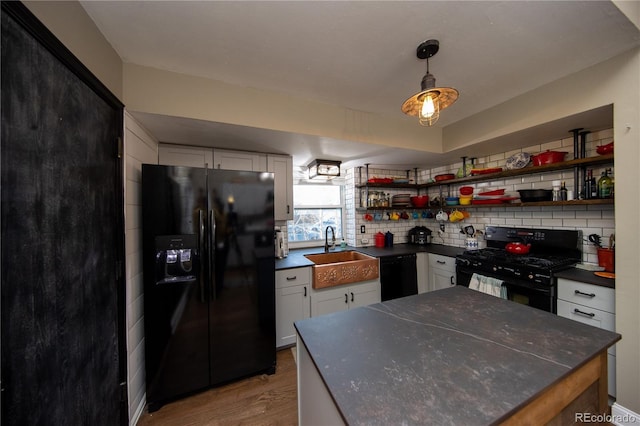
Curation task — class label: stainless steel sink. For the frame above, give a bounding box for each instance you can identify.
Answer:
[304,251,379,289]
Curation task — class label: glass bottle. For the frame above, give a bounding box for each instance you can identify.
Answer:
[584,169,592,200]
[560,181,568,201]
[597,169,612,199]
[590,170,598,199]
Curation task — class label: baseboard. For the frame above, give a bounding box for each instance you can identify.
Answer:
[130,394,146,426]
[611,403,640,426]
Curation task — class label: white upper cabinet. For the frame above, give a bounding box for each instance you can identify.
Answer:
[213,149,267,171]
[158,144,213,168]
[267,154,294,221]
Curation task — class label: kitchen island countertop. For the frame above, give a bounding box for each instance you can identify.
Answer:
[294,286,620,425]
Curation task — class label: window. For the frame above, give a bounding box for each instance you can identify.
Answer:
[288,184,343,244]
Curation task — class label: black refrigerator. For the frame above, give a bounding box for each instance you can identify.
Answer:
[141,164,276,412]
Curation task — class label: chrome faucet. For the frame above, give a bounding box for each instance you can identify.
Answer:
[324,226,336,252]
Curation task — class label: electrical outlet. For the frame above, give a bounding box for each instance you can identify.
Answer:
[360,225,366,233]
[438,228,445,236]
[361,238,369,245]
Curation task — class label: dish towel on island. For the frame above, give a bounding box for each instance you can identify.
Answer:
[469,273,507,299]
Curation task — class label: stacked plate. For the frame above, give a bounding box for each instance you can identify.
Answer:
[391,194,411,207]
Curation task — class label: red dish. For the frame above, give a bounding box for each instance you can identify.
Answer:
[531,150,567,166]
[471,167,503,175]
[367,178,393,184]
[478,189,505,196]
[596,142,614,155]
[434,173,455,182]
[471,197,518,205]
[459,186,474,195]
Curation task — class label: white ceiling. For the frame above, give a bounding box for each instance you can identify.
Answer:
[80,1,640,169]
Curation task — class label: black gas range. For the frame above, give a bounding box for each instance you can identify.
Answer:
[456,226,582,313]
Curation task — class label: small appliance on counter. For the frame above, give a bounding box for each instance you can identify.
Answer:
[408,226,432,245]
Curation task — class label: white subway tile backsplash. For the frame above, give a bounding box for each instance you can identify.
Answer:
[345,131,614,250]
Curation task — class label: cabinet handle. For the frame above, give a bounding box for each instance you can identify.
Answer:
[574,308,595,318]
[286,276,297,281]
[574,290,596,298]
[304,286,307,297]
[351,292,354,302]
[437,260,446,264]
[450,276,455,285]
[287,205,290,214]
[345,294,348,304]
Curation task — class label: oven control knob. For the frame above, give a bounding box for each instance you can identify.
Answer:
[492,267,497,272]
[528,274,534,279]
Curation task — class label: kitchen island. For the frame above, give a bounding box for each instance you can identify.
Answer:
[294,286,620,425]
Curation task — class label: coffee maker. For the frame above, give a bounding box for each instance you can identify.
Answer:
[408,226,432,245]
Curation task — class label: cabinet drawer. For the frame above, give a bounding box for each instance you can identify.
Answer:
[429,253,455,271]
[557,299,616,357]
[557,279,614,313]
[276,268,311,288]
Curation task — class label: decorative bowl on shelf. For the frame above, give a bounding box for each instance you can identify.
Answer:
[596,142,614,155]
[410,195,429,208]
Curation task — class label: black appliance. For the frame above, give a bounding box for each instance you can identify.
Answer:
[380,254,418,301]
[142,164,276,412]
[408,226,432,245]
[455,226,581,313]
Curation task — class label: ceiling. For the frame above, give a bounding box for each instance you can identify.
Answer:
[79,1,640,169]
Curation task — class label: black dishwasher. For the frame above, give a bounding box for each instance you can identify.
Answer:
[380,253,418,301]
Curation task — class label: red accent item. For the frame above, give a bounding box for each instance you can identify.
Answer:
[459,186,474,195]
[434,173,455,182]
[375,232,385,248]
[470,167,503,175]
[505,242,531,255]
[477,189,505,196]
[596,142,614,155]
[531,150,567,166]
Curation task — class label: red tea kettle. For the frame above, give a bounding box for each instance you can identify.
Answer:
[505,242,531,255]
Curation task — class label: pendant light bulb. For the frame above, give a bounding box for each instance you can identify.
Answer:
[419,93,439,126]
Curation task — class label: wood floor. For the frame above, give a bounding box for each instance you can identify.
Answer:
[136,348,298,425]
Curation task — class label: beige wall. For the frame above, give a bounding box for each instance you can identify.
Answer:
[122,63,443,153]
[24,0,640,417]
[23,0,123,101]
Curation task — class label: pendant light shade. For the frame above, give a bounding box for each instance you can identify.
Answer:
[402,40,458,127]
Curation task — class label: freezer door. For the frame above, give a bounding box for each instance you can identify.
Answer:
[142,164,210,410]
[207,170,276,385]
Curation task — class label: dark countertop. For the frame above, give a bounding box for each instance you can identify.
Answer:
[555,267,615,289]
[294,286,620,425]
[275,243,465,270]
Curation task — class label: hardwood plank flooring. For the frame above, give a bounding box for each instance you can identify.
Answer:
[136,348,298,425]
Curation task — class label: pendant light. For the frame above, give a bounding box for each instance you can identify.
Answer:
[401,39,458,126]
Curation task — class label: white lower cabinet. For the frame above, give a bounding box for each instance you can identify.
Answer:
[416,252,429,294]
[557,278,616,397]
[428,253,456,292]
[310,279,381,317]
[275,268,311,348]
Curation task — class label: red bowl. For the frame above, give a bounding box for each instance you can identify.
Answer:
[410,195,429,208]
[596,142,614,155]
[459,186,474,195]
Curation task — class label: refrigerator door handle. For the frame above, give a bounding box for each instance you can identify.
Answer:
[198,209,206,302]
[209,209,216,299]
